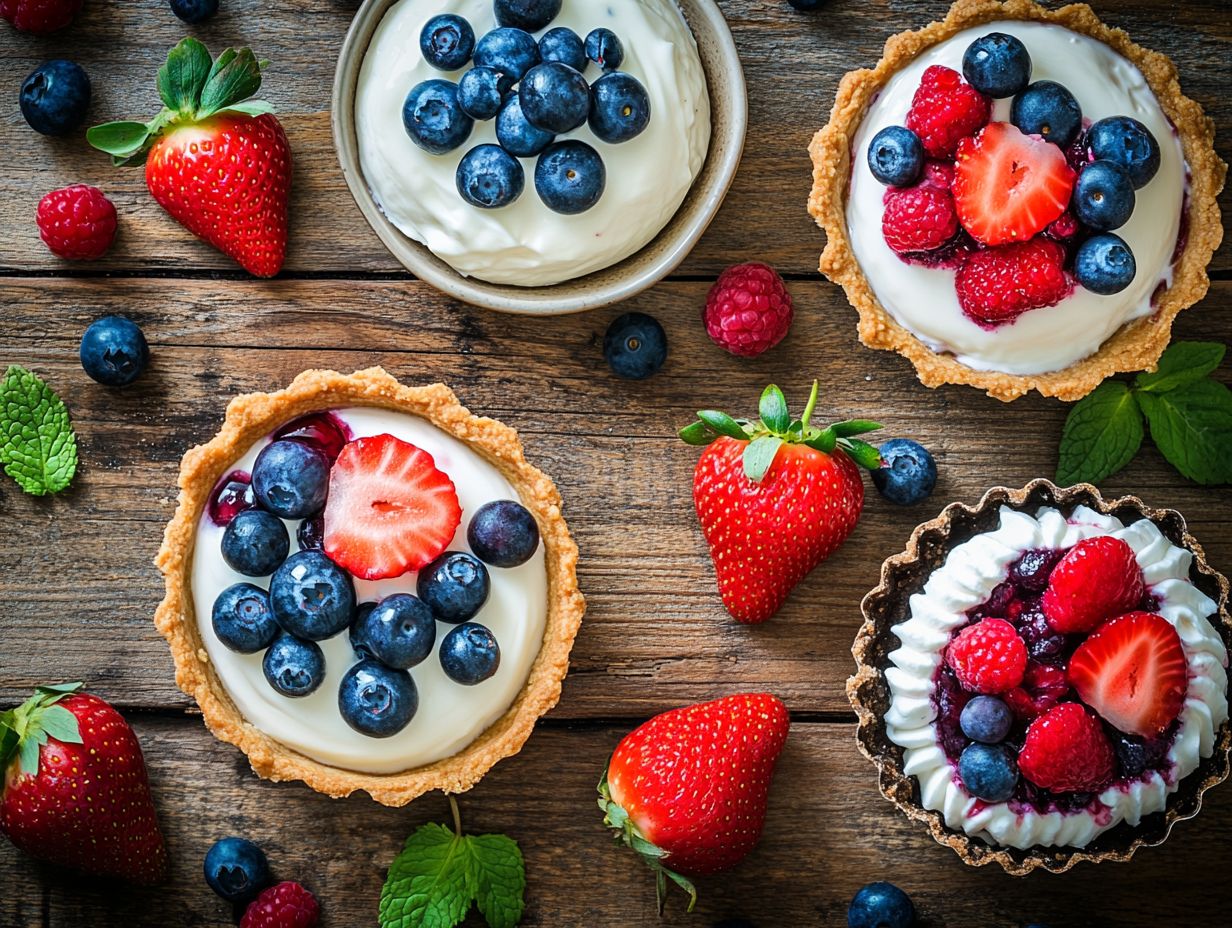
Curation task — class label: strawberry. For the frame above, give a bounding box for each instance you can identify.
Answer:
[679,382,882,623]
[1068,611,1188,738]
[953,122,1075,246]
[0,683,167,883]
[954,238,1072,325]
[904,65,991,159]
[323,433,462,580]
[88,38,291,277]
[598,693,789,911]
[1018,701,1115,793]
[1042,536,1145,634]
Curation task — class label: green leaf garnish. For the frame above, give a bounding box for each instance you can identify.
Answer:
[1137,380,1232,485]
[1056,381,1144,486]
[1135,341,1226,394]
[0,365,78,496]
[469,834,526,928]
[758,385,790,434]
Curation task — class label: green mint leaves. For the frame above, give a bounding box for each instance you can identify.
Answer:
[380,799,525,928]
[0,366,78,497]
[1057,341,1232,486]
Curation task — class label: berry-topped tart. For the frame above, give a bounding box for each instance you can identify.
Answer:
[850,480,1230,873]
[808,0,1225,401]
[155,368,584,806]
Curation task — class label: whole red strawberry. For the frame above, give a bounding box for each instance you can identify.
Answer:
[680,383,881,623]
[599,693,789,911]
[703,263,794,358]
[0,683,167,883]
[37,184,117,260]
[1,0,81,33]
[87,38,291,277]
[241,881,320,928]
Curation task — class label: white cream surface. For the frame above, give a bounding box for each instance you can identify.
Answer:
[885,506,1228,850]
[191,407,548,775]
[355,0,711,286]
[847,22,1186,375]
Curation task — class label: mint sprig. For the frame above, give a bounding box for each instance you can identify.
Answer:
[0,365,78,497]
[1056,341,1232,486]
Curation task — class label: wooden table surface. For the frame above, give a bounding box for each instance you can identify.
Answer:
[2,1,1230,925]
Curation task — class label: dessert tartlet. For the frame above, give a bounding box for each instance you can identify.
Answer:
[808,0,1225,401]
[850,480,1231,874]
[155,368,584,806]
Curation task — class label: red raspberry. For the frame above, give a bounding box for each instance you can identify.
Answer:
[905,65,991,159]
[920,160,955,191]
[882,185,959,255]
[1044,211,1081,242]
[955,238,1072,325]
[1018,702,1116,793]
[702,263,793,358]
[1043,536,1145,634]
[946,618,1028,694]
[37,185,117,260]
[0,0,81,32]
[240,882,320,928]
[1003,661,1070,720]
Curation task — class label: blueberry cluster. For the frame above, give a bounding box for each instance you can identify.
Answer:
[402,1,651,214]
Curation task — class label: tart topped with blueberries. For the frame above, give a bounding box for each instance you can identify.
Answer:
[808,0,1225,402]
[155,368,584,806]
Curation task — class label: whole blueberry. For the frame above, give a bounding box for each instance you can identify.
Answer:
[1011,80,1082,147]
[355,593,436,670]
[420,14,476,71]
[535,140,605,214]
[495,94,555,157]
[871,438,937,506]
[417,551,491,623]
[468,500,540,568]
[961,32,1031,98]
[1115,732,1169,778]
[959,742,1019,801]
[866,125,924,187]
[80,315,149,386]
[169,0,219,25]
[1075,232,1137,295]
[203,836,270,904]
[403,79,474,155]
[221,509,290,577]
[603,311,667,380]
[519,62,590,134]
[457,143,525,209]
[848,882,915,928]
[297,515,325,551]
[960,695,1013,744]
[262,633,325,698]
[339,659,418,737]
[588,71,651,144]
[211,583,279,654]
[270,550,356,641]
[1086,116,1161,189]
[252,440,329,519]
[494,0,561,32]
[458,67,514,120]
[474,27,541,81]
[1073,160,1135,231]
[539,27,586,72]
[20,60,91,137]
[439,622,501,685]
[350,601,377,658]
[585,28,623,71]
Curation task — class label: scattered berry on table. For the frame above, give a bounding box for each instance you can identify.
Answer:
[494,0,561,33]
[354,593,436,670]
[212,583,280,655]
[520,61,590,133]
[297,515,325,551]
[270,550,356,641]
[1086,115,1161,189]
[495,94,555,157]
[204,836,271,904]
[959,742,1019,801]
[239,881,320,928]
[419,13,475,71]
[402,79,474,154]
[702,263,794,357]
[847,882,915,928]
[538,26,586,72]
[458,66,514,120]
[209,471,257,527]
[252,440,330,519]
[1041,536,1144,634]
[871,438,937,506]
[1011,80,1082,147]
[881,185,958,255]
[475,27,541,81]
[589,71,651,143]
[905,64,990,159]
[1075,232,1136,295]
[1073,159,1135,231]
[456,143,525,208]
[20,59,91,136]
[866,125,924,187]
[38,184,116,260]
[262,633,326,698]
[585,28,624,71]
[169,0,218,25]
[1018,702,1115,793]
[417,551,491,623]
[955,238,1071,325]
[959,694,1013,743]
[961,32,1031,98]
[440,622,502,685]
[1,0,82,34]
[338,659,418,737]
[222,509,290,577]
[946,618,1028,694]
[468,499,541,568]
[79,315,149,386]
[535,140,606,213]
[603,311,668,379]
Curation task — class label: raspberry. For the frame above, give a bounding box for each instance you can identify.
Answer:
[240,882,320,928]
[0,0,81,32]
[1045,211,1081,242]
[955,238,1072,325]
[1018,702,1115,793]
[702,263,793,358]
[1003,661,1070,720]
[946,618,1028,694]
[37,185,117,260]
[1042,536,1145,634]
[881,185,959,255]
[905,65,991,159]
[919,160,955,191]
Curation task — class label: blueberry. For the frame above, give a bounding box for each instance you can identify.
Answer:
[1075,232,1137,295]
[354,593,436,670]
[169,0,219,25]
[221,509,290,577]
[1073,160,1135,231]
[20,60,91,137]
[960,696,1013,744]
[338,659,418,737]
[603,311,667,380]
[1115,732,1169,778]
[1086,116,1161,189]
[588,71,651,144]
[585,28,623,71]
[350,601,377,658]
[866,125,924,187]
[1011,80,1082,147]
[417,551,491,623]
[535,140,605,214]
[494,0,561,32]
[79,315,149,386]
[539,27,586,72]
[848,882,915,928]
[467,500,540,568]
[262,633,325,698]
[439,622,501,685]
[203,836,270,904]
[961,32,1031,98]
[252,440,329,519]
[871,438,937,506]
[270,550,356,641]
[458,67,514,120]
[211,583,279,654]
[474,27,541,81]
[297,515,325,551]
[420,14,476,71]
[959,742,1019,801]
[495,94,555,157]
[457,144,525,209]
[402,79,474,155]
[519,62,590,134]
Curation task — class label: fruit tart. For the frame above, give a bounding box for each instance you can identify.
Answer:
[155,368,584,806]
[851,480,1230,873]
[808,0,1225,401]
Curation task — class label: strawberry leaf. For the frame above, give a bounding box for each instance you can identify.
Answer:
[198,47,267,120]
[697,410,749,442]
[18,734,39,777]
[85,120,153,159]
[220,99,276,118]
[158,37,213,115]
[1056,380,1143,486]
[840,438,884,470]
[1137,380,1232,485]
[39,705,82,745]
[743,435,783,482]
[831,419,883,438]
[678,421,714,446]
[803,427,836,454]
[0,710,17,770]
[758,384,790,434]
[1135,341,1226,394]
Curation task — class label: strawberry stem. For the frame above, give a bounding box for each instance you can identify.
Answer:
[0,682,83,779]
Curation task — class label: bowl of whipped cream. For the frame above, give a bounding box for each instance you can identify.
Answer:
[333,0,745,314]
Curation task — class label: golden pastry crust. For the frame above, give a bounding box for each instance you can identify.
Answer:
[849,479,1232,874]
[154,368,585,807]
[808,0,1226,402]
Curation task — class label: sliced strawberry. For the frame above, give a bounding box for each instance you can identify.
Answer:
[323,434,461,581]
[953,123,1076,246]
[1068,612,1188,738]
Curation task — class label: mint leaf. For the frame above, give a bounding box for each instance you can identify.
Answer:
[157,37,213,114]
[742,435,783,482]
[1056,380,1144,486]
[380,823,474,928]
[1135,341,1226,394]
[1138,380,1232,485]
[0,366,78,496]
[468,834,525,928]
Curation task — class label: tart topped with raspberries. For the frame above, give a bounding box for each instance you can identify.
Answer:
[809,0,1225,402]
[155,368,584,806]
